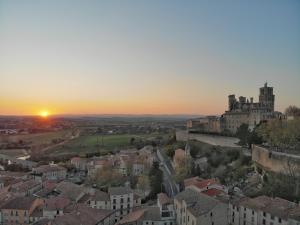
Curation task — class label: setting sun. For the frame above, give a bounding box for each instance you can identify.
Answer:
[40,110,49,118]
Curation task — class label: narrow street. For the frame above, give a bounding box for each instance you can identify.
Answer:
[156,149,179,197]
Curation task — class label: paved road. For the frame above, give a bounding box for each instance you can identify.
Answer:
[156,149,179,197]
[176,130,241,148]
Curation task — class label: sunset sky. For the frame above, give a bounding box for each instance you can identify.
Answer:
[1,0,300,116]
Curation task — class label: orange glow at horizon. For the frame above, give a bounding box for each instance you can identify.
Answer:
[39,110,50,118]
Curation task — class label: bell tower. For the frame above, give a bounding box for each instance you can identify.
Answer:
[259,82,275,111]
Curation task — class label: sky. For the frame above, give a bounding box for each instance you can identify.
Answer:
[0,0,300,116]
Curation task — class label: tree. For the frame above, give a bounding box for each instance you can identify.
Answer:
[149,162,163,198]
[165,145,175,158]
[93,165,125,187]
[236,124,250,146]
[285,105,300,117]
[137,175,150,197]
[257,119,300,150]
[130,137,135,145]
[247,127,263,148]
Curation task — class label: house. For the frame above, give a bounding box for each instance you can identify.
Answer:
[117,206,174,225]
[32,164,67,181]
[87,189,111,210]
[173,149,186,168]
[1,197,43,225]
[133,193,142,208]
[174,188,228,225]
[51,203,114,225]
[115,156,130,176]
[108,186,135,223]
[55,181,86,202]
[10,179,42,197]
[184,177,226,197]
[70,157,87,171]
[132,163,145,176]
[157,193,175,224]
[229,195,300,225]
[30,205,44,224]
[87,158,113,177]
[43,196,71,219]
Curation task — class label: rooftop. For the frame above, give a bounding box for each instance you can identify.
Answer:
[52,204,113,225]
[235,195,298,220]
[33,164,66,174]
[44,196,71,210]
[175,189,221,217]
[1,196,38,210]
[108,186,133,196]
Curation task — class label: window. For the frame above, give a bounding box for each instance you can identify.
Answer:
[271,215,274,220]
[113,199,116,204]
[252,210,254,215]
[263,219,266,225]
[210,212,213,217]
[263,212,266,217]
[279,218,282,223]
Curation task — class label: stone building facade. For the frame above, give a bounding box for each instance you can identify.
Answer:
[187,83,284,134]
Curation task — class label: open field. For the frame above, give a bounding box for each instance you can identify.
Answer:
[0,130,73,146]
[46,133,168,156]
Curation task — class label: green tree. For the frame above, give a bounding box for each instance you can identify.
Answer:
[165,145,175,158]
[149,162,163,198]
[236,124,250,146]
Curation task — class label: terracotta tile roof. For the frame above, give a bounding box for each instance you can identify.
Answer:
[55,181,85,202]
[142,207,161,221]
[108,186,133,196]
[11,179,41,193]
[175,189,220,217]
[1,196,38,210]
[237,196,297,220]
[117,209,145,224]
[42,180,57,190]
[44,196,71,211]
[184,176,203,187]
[174,149,185,158]
[52,204,113,225]
[202,188,225,197]
[33,164,66,174]
[90,190,110,201]
[185,178,220,190]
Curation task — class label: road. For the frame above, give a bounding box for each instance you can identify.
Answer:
[156,149,179,197]
[176,130,241,148]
